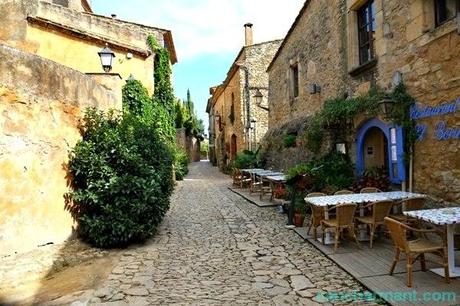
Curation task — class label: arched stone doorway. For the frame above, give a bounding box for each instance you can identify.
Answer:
[231,134,237,160]
[356,118,406,184]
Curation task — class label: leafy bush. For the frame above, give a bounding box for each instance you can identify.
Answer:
[233,150,262,169]
[174,149,189,180]
[283,134,297,148]
[287,152,354,193]
[67,109,174,248]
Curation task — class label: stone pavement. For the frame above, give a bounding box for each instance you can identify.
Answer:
[75,162,380,305]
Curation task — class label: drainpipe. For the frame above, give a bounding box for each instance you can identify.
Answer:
[409,146,414,192]
[238,64,251,150]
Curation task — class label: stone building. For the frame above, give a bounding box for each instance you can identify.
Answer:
[265,0,460,203]
[0,0,177,255]
[207,24,282,169]
[0,0,177,96]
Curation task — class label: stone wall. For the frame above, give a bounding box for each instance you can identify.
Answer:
[265,0,460,203]
[209,39,281,169]
[268,0,347,131]
[0,44,119,255]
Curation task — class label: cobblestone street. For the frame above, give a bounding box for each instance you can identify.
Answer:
[69,161,375,306]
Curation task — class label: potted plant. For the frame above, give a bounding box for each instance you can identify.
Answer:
[293,196,307,227]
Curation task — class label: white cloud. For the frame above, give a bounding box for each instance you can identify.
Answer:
[101,0,305,60]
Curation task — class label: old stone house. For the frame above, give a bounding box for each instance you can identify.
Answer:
[265,0,460,203]
[0,0,177,255]
[207,24,282,169]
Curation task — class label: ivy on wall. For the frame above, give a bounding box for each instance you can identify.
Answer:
[306,84,417,165]
[146,35,176,143]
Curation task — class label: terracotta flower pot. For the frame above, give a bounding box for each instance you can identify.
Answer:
[294,213,305,227]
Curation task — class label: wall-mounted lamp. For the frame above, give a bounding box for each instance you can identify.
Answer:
[335,142,347,155]
[254,89,263,105]
[309,83,321,95]
[98,44,116,73]
[378,98,396,119]
[392,71,403,87]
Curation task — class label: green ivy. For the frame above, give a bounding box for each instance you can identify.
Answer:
[305,85,416,160]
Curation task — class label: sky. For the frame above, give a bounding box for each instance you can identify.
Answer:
[91,0,305,133]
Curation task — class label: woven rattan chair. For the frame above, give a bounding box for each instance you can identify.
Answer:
[384,217,450,287]
[390,197,425,223]
[334,190,353,195]
[306,193,327,240]
[249,174,263,194]
[321,203,360,252]
[360,187,382,193]
[232,169,251,188]
[355,200,394,248]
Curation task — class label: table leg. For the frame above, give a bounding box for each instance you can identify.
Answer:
[431,225,460,278]
[358,205,370,241]
[317,207,334,245]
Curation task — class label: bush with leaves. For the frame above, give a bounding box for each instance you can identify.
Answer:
[233,150,263,169]
[67,108,174,248]
[174,149,189,180]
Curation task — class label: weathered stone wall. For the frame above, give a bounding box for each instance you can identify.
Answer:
[268,0,347,131]
[209,40,282,169]
[0,44,119,255]
[265,0,460,203]
[365,0,460,203]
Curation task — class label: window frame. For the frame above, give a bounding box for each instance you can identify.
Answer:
[290,63,300,99]
[434,0,460,27]
[357,0,376,66]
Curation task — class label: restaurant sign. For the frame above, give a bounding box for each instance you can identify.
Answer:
[411,97,460,141]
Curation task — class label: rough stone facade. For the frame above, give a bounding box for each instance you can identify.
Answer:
[0,44,119,255]
[265,0,460,203]
[208,37,282,169]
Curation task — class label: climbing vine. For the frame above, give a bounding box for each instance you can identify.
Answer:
[306,84,417,165]
[147,35,176,143]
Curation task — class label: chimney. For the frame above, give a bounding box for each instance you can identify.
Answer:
[244,23,253,46]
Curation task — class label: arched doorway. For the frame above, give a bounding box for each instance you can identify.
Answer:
[231,134,237,160]
[356,118,406,184]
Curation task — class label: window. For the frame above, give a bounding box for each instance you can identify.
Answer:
[290,63,299,98]
[357,0,376,65]
[434,0,459,26]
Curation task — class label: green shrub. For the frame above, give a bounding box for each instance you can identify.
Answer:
[233,150,262,169]
[67,85,175,248]
[283,134,297,148]
[175,149,189,180]
[287,152,354,193]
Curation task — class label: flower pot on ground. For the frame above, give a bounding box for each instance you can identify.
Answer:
[294,213,306,227]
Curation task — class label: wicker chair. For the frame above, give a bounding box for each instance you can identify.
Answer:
[321,203,360,252]
[390,197,425,223]
[360,187,382,193]
[249,174,263,194]
[306,193,327,240]
[355,200,394,248]
[232,169,251,188]
[384,217,450,287]
[334,190,353,195]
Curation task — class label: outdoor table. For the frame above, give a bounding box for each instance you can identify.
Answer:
[404,207,460,278]
[265,175,287,201]
[305,192,429,245]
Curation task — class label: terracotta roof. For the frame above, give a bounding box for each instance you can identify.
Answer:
[266,0,310,72]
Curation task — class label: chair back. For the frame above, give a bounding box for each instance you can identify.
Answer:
[310,205,325,223]
[385,217,408,251]
[361,187,382,193]
[372,201,394,223]
[306,192,327,198]
[404,198,425,211]
[334,190,353,195]
[336,203,357,227]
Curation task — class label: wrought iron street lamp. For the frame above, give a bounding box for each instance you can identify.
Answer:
[98,44,116,73]
[254,88,263,106]
[378,98,396,119]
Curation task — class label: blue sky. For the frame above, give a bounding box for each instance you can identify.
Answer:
[91,0,305,132]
